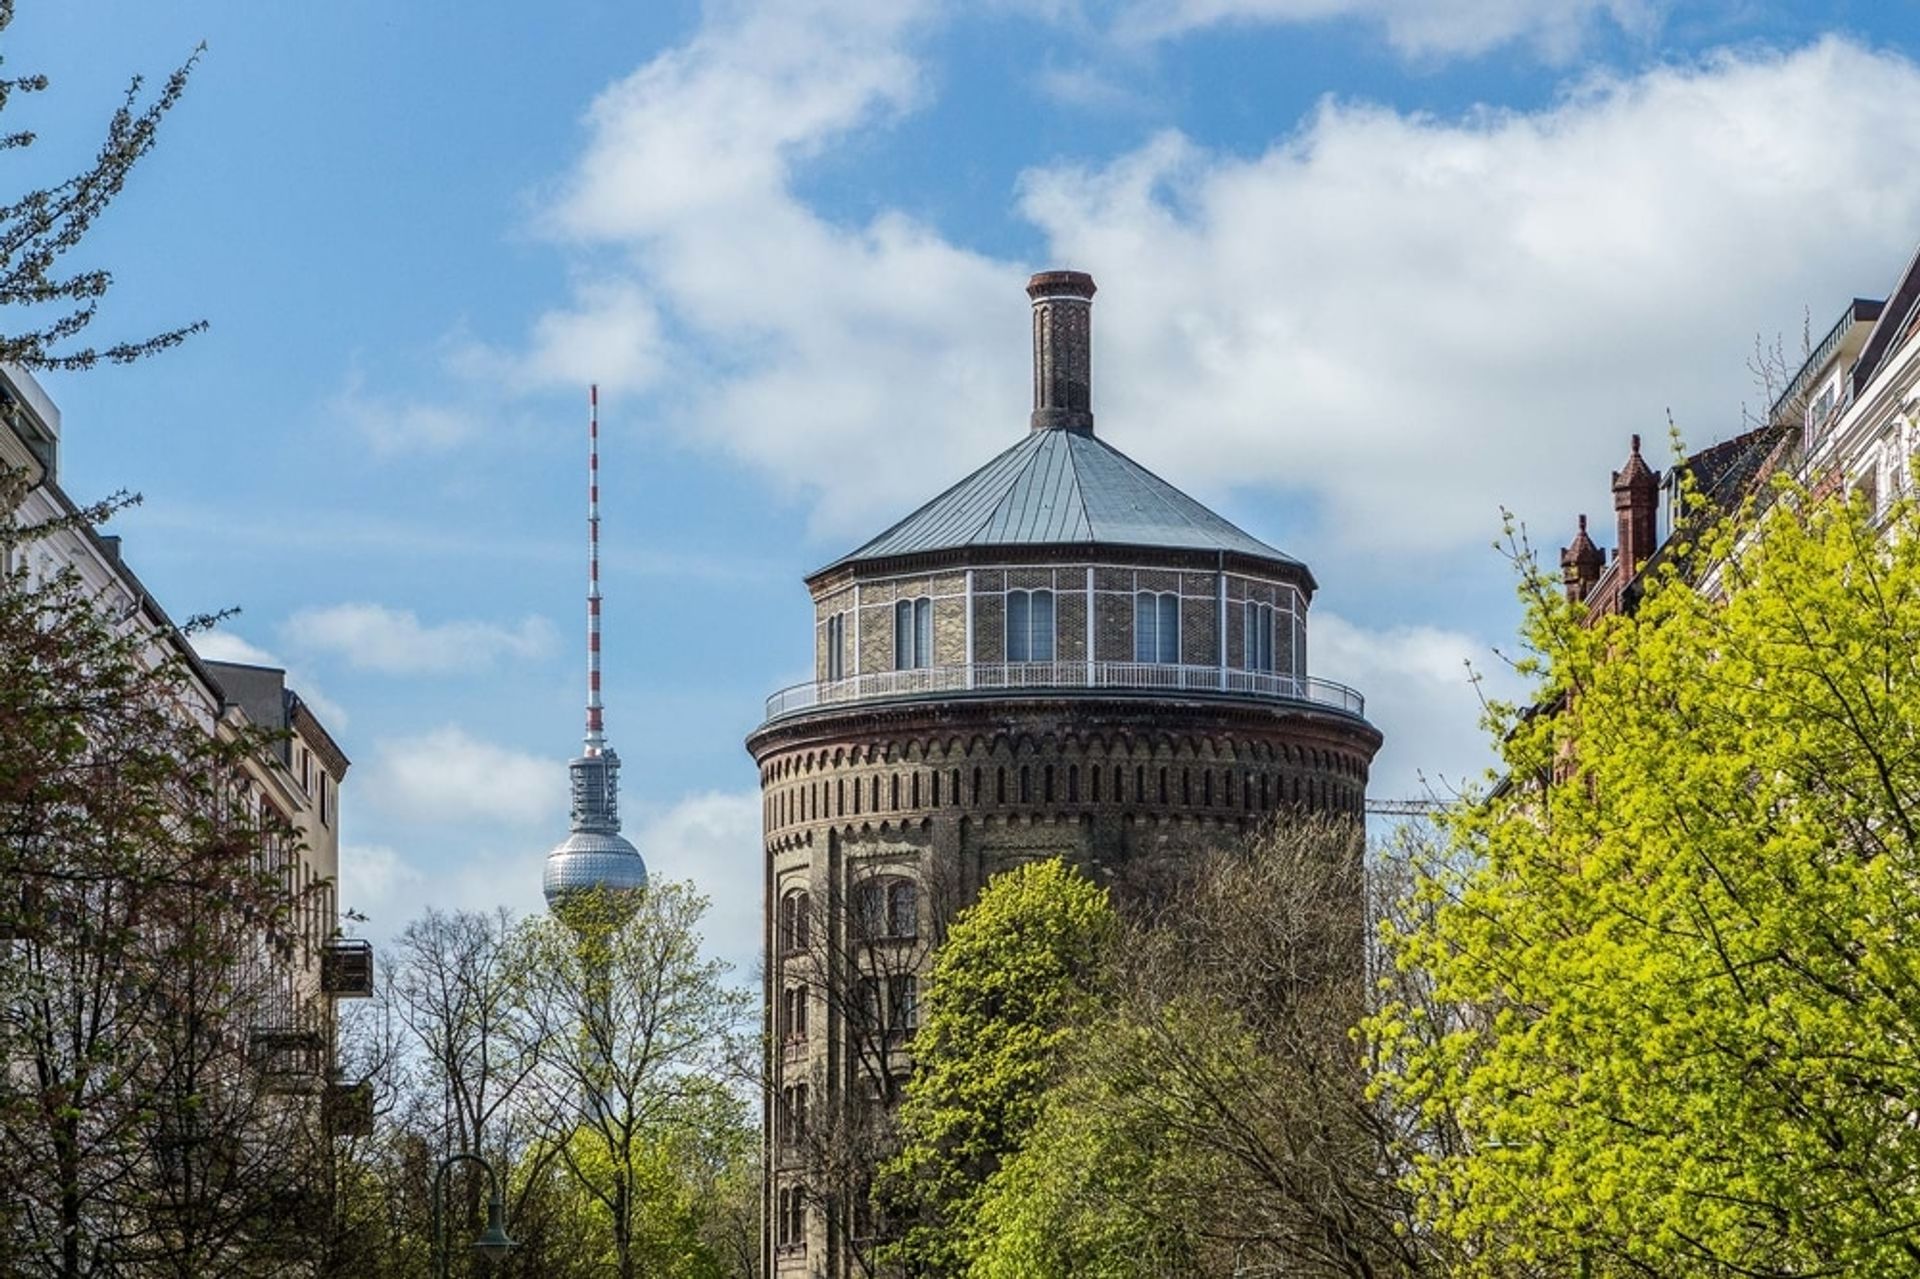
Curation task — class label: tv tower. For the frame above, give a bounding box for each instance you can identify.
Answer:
[543,384,649,910]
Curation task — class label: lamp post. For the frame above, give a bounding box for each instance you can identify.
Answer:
[431,1151,517,1278]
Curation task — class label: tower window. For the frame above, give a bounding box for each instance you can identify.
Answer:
[1244,601,1277,672]
[1134,591,1179,664]
[781,1083,809,1147]
[826,612,846,680]
[887,975,919,1036]
[781,986,808,1042]
[894,597,933,669]
[779,890,811,954]
[1005,589,1056,662]
[855,878,917,940]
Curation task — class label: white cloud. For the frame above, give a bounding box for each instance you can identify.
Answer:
[190,628,351,730]
[519,22,1920,558]
[360,726,562,827]
[191,629,277,666]
[1020,38,1920,554]
[1113,0,1662,60]
[334,840,546,945]
[330,373,477,456]
[334,792,763,978]
[1310,611,1521,804]
[283,603,557,675]
[520,0,1025,538]
[630,790,765,981]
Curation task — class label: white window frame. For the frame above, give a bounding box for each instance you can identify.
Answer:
[1134,591,1179,664]
[1005,588,1055,662]
[894,596,933,670]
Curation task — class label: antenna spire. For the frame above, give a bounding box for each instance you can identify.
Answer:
[586,384,604,754]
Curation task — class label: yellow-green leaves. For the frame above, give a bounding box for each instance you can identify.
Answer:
[1373,483,1920,1276]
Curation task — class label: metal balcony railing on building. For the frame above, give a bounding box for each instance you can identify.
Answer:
[320,937,375,997]
[324,1079,375,1138]
[250,1023,327,1093]
[763,661,1366,724]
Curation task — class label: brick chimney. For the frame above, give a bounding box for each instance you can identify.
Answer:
[1560,515,1603,604]
[1028,270,1096,434]
[1612,434,1659,576]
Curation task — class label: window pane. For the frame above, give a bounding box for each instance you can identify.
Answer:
[1032,590,1054,661]
[915,598,933,669]
[889,882,917,937]
[1007,590,1030,662]
[1135,591,1156,662]
[894,600,912,669]
[857,882,884,938]
[1158,594,1180,663]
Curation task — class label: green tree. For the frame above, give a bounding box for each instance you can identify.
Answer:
[970,821,1439,1279]
[878,858,1117,1276]
[0,469,325,1276]
[517,884,750,1279]
[1372,480,1920,1276]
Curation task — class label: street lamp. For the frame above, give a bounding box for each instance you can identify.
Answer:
[431,1151,517,1278]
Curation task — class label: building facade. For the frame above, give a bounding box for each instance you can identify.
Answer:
[0,363,369,1119]
[747,272,1382,1277]
[1561,240,1920,615]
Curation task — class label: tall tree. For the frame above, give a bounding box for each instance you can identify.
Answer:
[877,858,1117,1276]
[968,820,1443,1279]
[1373,480,1920,1276]
[0,471,326,1276]
[517,883,750,1279]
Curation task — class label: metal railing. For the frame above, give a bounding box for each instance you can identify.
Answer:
[762,661,1365,722]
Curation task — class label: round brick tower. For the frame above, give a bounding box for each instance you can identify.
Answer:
[747,270,1381,1277]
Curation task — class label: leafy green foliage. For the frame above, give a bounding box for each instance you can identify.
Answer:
[1372,479,1920,1275]
[0,466,326,1276]
[879,858,1117,1276]
[966,821,1436,1279]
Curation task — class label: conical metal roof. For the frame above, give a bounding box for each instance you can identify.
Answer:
[821,428,1302,574]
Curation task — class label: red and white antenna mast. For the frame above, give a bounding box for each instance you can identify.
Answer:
[586,383,605,756]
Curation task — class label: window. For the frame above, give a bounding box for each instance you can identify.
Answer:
[856,878,917,940]
[1134,591,1179,664]
[888,881,917,938]
[779,890,811,954]
[826,612,846,680]
[781,986,808,1042]
[1244,601,1276,672]
[887,975,918,1036]
[781,1083,808,1147]
[894,597,932,669]
[1005,589,1055,662]
[777,1186,807,1248]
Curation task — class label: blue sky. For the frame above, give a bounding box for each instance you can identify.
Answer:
[19,0,1920,974]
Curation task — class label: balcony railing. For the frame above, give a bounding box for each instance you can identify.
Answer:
[763,661,1365,723]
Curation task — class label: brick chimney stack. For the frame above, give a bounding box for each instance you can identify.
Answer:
[1560,515,1604,604]
[1028,270,1096,434]
[1612,434,1659,576]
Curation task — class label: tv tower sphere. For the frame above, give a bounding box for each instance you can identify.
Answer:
[542,384,648,911]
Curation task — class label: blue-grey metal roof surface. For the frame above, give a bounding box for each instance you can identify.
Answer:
[825,429,1301,572]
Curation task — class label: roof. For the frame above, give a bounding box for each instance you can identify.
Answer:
[821,427,1304,577]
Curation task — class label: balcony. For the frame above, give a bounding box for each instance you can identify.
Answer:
[324,1080,375,1138]
[762,661,1366,725]
[250,1024,327,1092]
[320,937,375,997]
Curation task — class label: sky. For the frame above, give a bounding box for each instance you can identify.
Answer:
[17,0,1920,979]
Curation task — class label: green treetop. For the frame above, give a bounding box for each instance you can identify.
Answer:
[878,858,1117,1277]
[1372,476,1920,1276]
